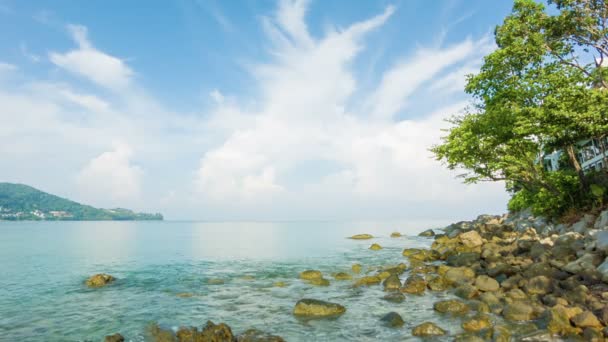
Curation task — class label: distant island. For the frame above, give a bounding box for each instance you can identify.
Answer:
[0,183,163,221]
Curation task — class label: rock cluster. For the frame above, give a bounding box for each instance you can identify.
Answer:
[146,321,285,342]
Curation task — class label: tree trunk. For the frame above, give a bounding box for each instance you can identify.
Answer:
[566,144,587,187]
[599,135,608,173]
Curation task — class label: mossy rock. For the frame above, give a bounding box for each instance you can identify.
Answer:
[390,232,402,238]
[433,299,470,316]
[351,264,362,274]
[412,322,446,336]
[237,329,285,342]
[418,229,435,237]
[369,243,383,251]
[104,333,124,342]
[349,234,373,240]
[273,281,287,288]
[380,312,404,328]
[503,302,537,321]
[207,278,225,285]
[333,272,352,281]
[462,314,493,332]
[293,299,346,318]
[85,274,116,288]
[474,275,499,292]
[355,276,382,286]
[426,275,449,291]
[299,270,323,280]
[383,274,402,291]
[400,275,426,295]
[306,277,330,286]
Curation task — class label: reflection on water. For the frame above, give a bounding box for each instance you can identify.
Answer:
[0,220,453,341]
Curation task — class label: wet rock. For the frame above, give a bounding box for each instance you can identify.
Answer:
[503,302,537,321]
[200,321,236,342]
[349,234,373,240]
[369,243,382,251]
[571,311,602,328]
[104,333,124,342]
[380,312,404,328]
[453,333,486,342]
[595,210,608,230]
[596,257,608,282]
[383,263,407,275]
[307,278,330,286]
[236,329,285,342]
[148,323,177,342]
[176,292,194,298]
[461,314,492,332]
[293,299,346,318]
[376,271,391,280]
[400,275,426,295]
[299,270,322,280]
[85,274,115,288]
[505,288,527,301]
[459,230,483,248]
[447,252,481,267]
[382,292,405,303]
[475,275,499,292]
[390,232,402,238]
[524,275,553,295]
[273,281,287,287]
[583,327,604,341]
[492,325,511,342]
[538,305,581,336]
[333,272,352,281]
[355,276,381,286]
[418,229,435,237]
[382,274,402,291]
[207,278,225,285]
[444,266,475,285]
[433,299,470,315]
[411,322,446,336]
[469,300,491,314]
[351,264,362,274]
[454,284,479,299]
[426,275,449,291]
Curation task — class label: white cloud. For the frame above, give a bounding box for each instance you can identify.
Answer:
[49,24,133,90]
[76,143,143,206]
[0,62,17,73]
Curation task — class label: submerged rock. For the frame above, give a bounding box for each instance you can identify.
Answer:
[380,312,404,328]
[85,274,115,288]
[462,314,492,332]
[412,322,447,336]
[383,274,402,291]
[104,333,124,342]
[293,299,346,318]
[273,281,287,288]
[382,292,405,303]
[351,264,362,274]
[400,275,426,295]
[237,329,285,342]
[355,276,381,286]
[306,277,330,286]
[207,278,225,285]
[333,272,352,280]
[299,270,322,280]
[369,243,383,251]
[349,234,373,240]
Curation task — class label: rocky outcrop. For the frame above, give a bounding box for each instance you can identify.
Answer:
[349,234,373,240]
[85,274,115,288]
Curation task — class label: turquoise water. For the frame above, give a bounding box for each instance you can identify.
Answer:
[0,220,467,341]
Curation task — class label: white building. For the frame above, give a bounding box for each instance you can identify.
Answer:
[542,137,608,172]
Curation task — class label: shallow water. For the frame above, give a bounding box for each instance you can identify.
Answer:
[0,220,473,341]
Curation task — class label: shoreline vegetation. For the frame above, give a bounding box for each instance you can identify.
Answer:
[0,183,163,221]
[92,207,608,341]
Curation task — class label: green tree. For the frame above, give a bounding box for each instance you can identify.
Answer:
[432,0,608,217]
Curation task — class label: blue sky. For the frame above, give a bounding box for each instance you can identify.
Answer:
[0,0,514,220]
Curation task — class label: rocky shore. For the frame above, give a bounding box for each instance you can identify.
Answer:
[96,208,608,341]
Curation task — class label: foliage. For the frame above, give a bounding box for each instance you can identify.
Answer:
[0,183,163,221]
[432,0,608,218]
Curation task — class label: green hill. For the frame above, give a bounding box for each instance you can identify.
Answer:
[0,183,163,221]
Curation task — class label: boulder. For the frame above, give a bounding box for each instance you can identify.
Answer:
[447,252,481,267]
[382,274,402,291]
[299,270,322,280]
[104,333,124,342]
[444,267,475,285]
[237,329,285,342]
[382,292,405,303]
[503,302,537,321]
[523,275,553,295]
[571,311,602,329]
[462,314,492,332]
[426,275,449,291]
[85,274,115,288]
[351,264,362,274]
[172,321,237,342]
[433,299,470,316]
[572,214,595,234]
[355,276,381,286]
[333,272,352,281]
[390,232,402,238]
[273,281,287,287]
[293,299,346,318]
[349,234,373,240]
[412,322,446,336]
[597,257,608,282]
[459,230,483,248]
[200,321,235,341]
[207,278,225,285]
[369,243,382,251]
[418,229,435,237]
[454,284,479,299]
[400,275,426,295]
[306,278,330,286]
[538,305,581,336]
[475,275,499,292]
[595,210,608,229]
[380,312,404,328]
[596,231,608,253]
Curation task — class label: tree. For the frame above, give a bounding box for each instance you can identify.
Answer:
[432,0,608,217]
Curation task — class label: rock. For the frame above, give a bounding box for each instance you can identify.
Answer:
[333,272,352,280]
[85,274,115,288]
[273,281,287,287]
[571,311,602,328]
[572,214,595,234]
[462,314,492,332]
[597,231,608,253]
[503,302,536,321]
[412,322,447,336]
[444,267,475,285]
[475,275,499,292]
[382,292,405,303]
[447,252,481,267]
[563,253,603,275]
[400,275,426,295]
[524,275,553,295]
[200,321,236,341]
[426,275,449,291]
[418,229,435,237]
[539,305,581,336]
[597,257,608,282]
[505,288,527,301]
[383,263,407,275]
[207,278,225,285]
[355,276,381,286]
[376,271,391,280]
[306,278,330,286]
[595,210,608,229]
[104,333,124,342]
[382,274,401,291]
[454,284,479,299]
[237,329,285,342]
[299,270,322,280]
[583,327,604,341]
[148,323,178,342]
[349,234,373,240]
[433,299,470,315]
[390,232,402,238]
[293,299,346,318]
[176,292,194,298]
[492,325,511,342]
[380,312,404,328]
[351,264,362,274]
[369,243,382,251]
[459,230,483,248]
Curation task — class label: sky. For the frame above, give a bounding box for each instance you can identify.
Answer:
[0,0,515,221]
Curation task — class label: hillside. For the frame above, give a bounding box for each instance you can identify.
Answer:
[0,183,163,221]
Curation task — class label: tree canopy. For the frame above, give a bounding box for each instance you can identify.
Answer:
[432,0,608,217]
